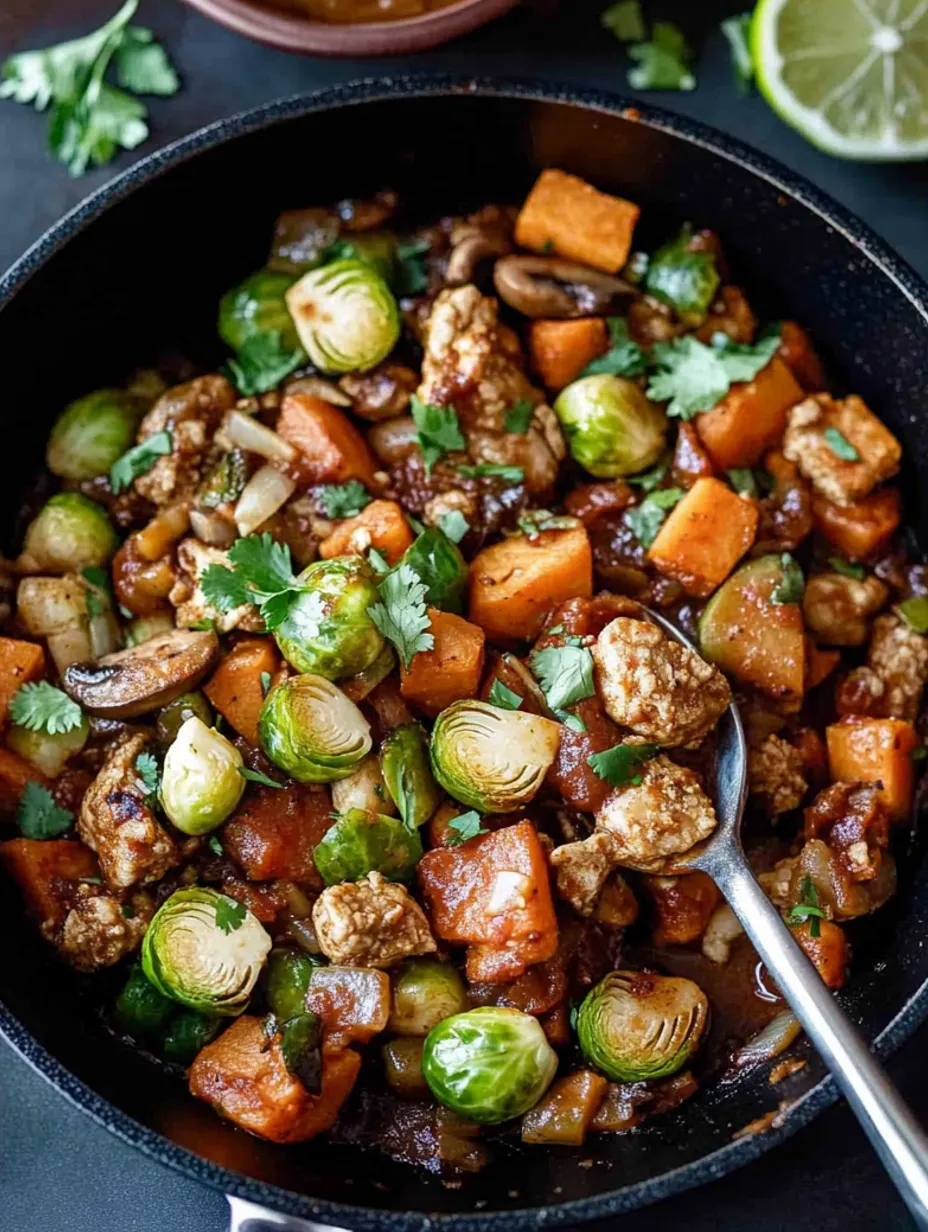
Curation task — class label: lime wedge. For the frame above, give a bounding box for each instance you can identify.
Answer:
[752,0,928,160]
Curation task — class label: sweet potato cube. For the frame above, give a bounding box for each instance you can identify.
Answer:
[222,783,334,885]
[695,357,803,469]
[305,966,391,1046]
[0,638,45,729]
[0,746,50,813]
[647,477,758,598]
[522,1070,608,1145]
[778,321,826,392]
[515,170,640,273]
[204,638,279,746]
[826,717,916,822]
[399,609,485,717]
[468,525,593,641]
[1,838,97,929]
[528,319,609,391]
[277,393,378,486]
[319,499,413,567]
[812,487,901,561]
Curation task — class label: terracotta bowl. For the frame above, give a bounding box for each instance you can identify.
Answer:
[179,0,519,55]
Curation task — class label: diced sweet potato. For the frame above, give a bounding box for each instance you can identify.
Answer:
[189,1015,360,1144]
[812,487,901,560]
[792,919,847,989]
[643,871,721,946]
[399,609,485,717]
[468,525,593,641]
[671,422,714,489]
[0,637,45,728]
[305,966,391,1046]
[521,1070,608,1145]
[277,393,378,486]
[222,783,334,885]
[0,837,97,930]
[204,638,279,746]
[515,169,640,273]
[528,319,608,391]
[695,357,803,470]
[319,499,413,567]
[826,717,916,822]
[778,321,826,392]
[418,820,558,983]
[0,746,50,813]
[647,477,758,598]
[805,639,840,691]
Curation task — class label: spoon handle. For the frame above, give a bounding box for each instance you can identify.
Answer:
[715,852,928,1229]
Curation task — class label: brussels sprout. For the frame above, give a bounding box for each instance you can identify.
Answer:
[265,946,325,1023]
[142,886,271,1015]
[388,958,468,1037]
[553,374,667,479]
[162,1009,221,1064]
[19,493,119,574]
[159,716,245,835]
[114,964,174,1036]
[327,232,398,284]
[313,809,423,886]
[155,691,215,749]
[279,1011,324,1092]
[423,1007,558,1125]
[330,754,394,817]
[46,389,146,482]
[576,971,708,1082]
[285,259,400,375]
[198,449,248,510]
[259,674,372,783]
[429,701,561,813]
[644,227,720,319]
[396,529,468,615]
[218,269,302,354]
[7,710,90,778]
[383,1036,429,1097]
[274,557,385,679]
[381,724,441,828]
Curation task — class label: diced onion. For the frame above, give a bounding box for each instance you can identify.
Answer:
[733,1011,801,1069]
[190,508,236,548]
[17,576,93,672]
[234,465,296,537]
[285,376,352,406]
[221,410,295,463]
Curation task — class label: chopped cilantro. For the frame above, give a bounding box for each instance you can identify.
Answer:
[516,509,578,536]
[721,13,754,93]
[628,21,696,91]
[504,399,535,434]
[214,894,247,934]
[823,427,860,462]
[367,546,390,575]
[410,396,465,473]
[110,429,172,494]
[224,331,303,396]
[9,682,83,735]
[81,565,113,617]
[898,596,928,634]
[456,463,525,483]
[188,617,216,631]
[587,742,659,786]
[647,331,780,420]
[529,644,596,712]
[829,556,865,580]
[580,317,648,379]
[134,751,159,807]
[623,487,684,547]
[395,238,430,296]
[727,467,760,498]
[239,766,284,789]
[786,875,826,939]
[488,679,523,711]
[628,458,669,492]
[436,509,470,544]
[770,554,805,605]
[201,532,299,631]
[260,671,272,696]
[601,0,646,41]
[369,563,434,670]
[17,781,74,839]
[446,811,488,846]
[207,834,224,857]
[318,480,371,519]
[557,711,588,733]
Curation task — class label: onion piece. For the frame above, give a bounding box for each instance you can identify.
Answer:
[17,575,93,673]
[234,465,296,537]
[733,1011,801,1070]
[190,508,236,548]
[220,409,295,463]
[285,376,352,406]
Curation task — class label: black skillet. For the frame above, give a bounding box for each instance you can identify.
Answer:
[2,77,928,1232]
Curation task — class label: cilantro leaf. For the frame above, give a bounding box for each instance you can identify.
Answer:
[114,26,179,95]
[207,835,224,857]
[628,459,669,491]
[721,13,754,93]
[17,781,74,839]
[558,710,588,733]
[81,565,113,617]
[437,510,470,544]
[318,481,371,519]
[488,679,523,711]
[623,488,684,547]
[9,682,83,735]
[898,596,928,634]
[727,467,760,498]
[228,533,297,599]
[456,463,525,483]
[367,546,390,575]
[516,509,578,537]
[369,563,434,670]
[530,644,596,712]
[829,556,865,580]
[587,742,659,786]
[410,397,465,474]
[580,317,648,378]
[601,0,646,42]
[786,875,826,939]
[201,533,302,631]
[225,331,303,396]
[239,766,284,789]
[110,429,172,494]
[446,810,488,846]
[260,671,272,696]
[628,21,696,91]
[823,426,860,462]
[504,399,535,434]
[647,331,780,420]
[770,554,805,605]
[134,750,159,807]
[395,238,430,296]
[200,563,252,614]
[51,84,148,178]
[214,894,247,934]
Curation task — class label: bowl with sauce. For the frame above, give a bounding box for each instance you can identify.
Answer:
[180,0,520,55]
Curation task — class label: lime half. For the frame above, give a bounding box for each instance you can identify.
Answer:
[752,0,928,160]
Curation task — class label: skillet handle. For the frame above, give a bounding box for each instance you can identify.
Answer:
[713,850,928,1230]
[228,1196,352,1232]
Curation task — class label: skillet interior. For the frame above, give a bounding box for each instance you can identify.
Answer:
[2,81,928,1227]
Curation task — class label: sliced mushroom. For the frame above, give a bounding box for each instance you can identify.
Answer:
[446,230,512,286]
[63,629,220,718]
[493,255,635,319]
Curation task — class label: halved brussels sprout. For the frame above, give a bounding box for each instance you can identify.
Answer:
[423,1007,558,1124]
[142,887,272,1015]
[397,529,468,615]
[285,258,400,374]
[159,716,245,835]
[576,971,708,1082]
[644,226,720,319]
[388,958,468,1037]
[429,701,561,813]
[313,809,423,885]
[218,269,302,354]
[46,389,146,481]
[265,946,325,1023]
[274,557,385,679]
[258,673,372,783]
[161,1009,221,1065]
[7,710,90,778]
[381,723,441,828]
[19,493,119,574]
[330,754,394,817]
[554,374,667,479]
[114,964,174,1037]
[155,691,215,749]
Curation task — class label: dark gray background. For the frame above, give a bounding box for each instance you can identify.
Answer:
[1,1,927,1228]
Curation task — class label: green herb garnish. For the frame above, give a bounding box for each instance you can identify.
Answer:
[318,480,371,519]
[587,742,659,786]
[9,682,83,735]
[17,781,74,839]
[110,429,172,494]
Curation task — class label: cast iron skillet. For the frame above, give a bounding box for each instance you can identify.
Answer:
[2,76,928,1231]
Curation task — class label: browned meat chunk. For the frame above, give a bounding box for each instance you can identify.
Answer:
[802,572,887,647]
[748,734,807,817]
[339,363,418,422]
[782,393,901,505]
[312,872,436,967]
[837,612,928,720]
[549,832,618,917]
[803,781,890,884]
[133,376,236,506]
[57,887,152,971]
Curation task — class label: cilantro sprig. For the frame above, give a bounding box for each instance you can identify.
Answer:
[580,317,648,379]
[214,894,247,934]
[446,811,488,846]
[504,399,535,435]
[369,563,434,670]
[9,682,83,735]
[318,481,371,519]
[436,510,470,544]
[110,429,172,494]
[410,397,466,474]
[770,554,805,606]
[721,13,754,94]
[456,463,525,484]
[201,533,303,632]
[628,21,696,91]
[225,332,303,396]
[17,781,74,839]
[530,643,596,713]
[624,486,685,548]
[647,330,780,420]
[587,742,659,786]
[786,875,826,939]
[488,679,523,711]
[134,750,159,808]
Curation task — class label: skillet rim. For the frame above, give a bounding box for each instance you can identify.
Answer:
[2,74,928,1229]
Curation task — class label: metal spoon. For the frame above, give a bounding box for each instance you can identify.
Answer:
[646,607,928,1228]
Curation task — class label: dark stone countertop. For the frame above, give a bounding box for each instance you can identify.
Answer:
[1,2,927,1228]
